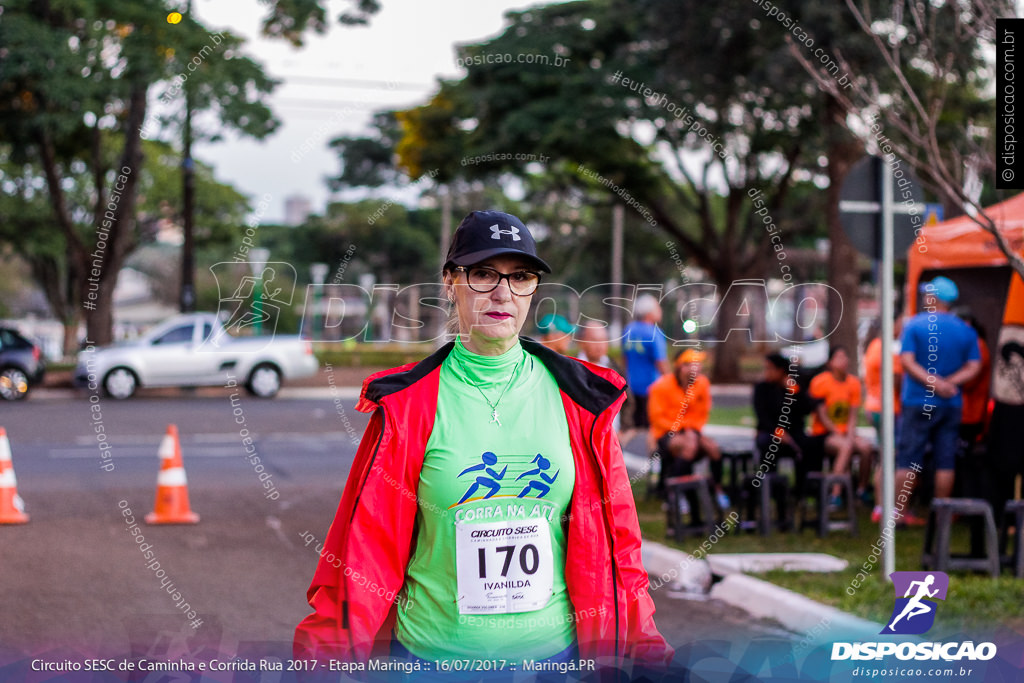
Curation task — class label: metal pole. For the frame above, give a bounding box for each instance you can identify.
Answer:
[254,277,264,336]
[880,156,896,578]
[440,187,452,271]
[611,204,624,341]
[439,187,452,344]
[310,263,328,341]
[180,0,196,313]
[313,286,320,340]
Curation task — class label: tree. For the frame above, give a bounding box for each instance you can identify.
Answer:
[259,0,383,43]
[770,1,914,371]
[254,201,443,341]
[329,0,836,381]
[296,201,441,286]
[0,140,248,353]
[791,0,1021,277]
[0,1,276,347]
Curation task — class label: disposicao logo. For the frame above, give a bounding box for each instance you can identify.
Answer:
[881,571,948,635]
[831,571,997,662]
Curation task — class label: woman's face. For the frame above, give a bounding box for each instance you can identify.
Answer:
[444,255,537,355]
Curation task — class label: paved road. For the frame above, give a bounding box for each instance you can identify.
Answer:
[0,394,789,678]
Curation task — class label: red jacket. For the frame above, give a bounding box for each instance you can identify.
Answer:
[294,338,673,668]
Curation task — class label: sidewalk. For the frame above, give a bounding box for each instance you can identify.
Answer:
[620,443,886,643]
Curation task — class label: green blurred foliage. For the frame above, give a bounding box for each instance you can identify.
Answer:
[0,0,277,347]
[323,0,995,380]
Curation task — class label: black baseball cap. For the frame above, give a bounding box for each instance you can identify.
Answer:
[444,210,551,273]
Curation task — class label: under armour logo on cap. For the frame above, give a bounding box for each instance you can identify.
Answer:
[444,210,551,273]
[490,224,521,241]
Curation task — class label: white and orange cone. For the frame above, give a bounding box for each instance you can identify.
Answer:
[0,427,29,524]
[145,424,199,524]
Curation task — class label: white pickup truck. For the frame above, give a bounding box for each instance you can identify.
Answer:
[75,313,319,399]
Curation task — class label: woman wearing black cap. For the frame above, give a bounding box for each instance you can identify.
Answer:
[295,210,673,675]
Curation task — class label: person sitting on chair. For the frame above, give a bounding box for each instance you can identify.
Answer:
[647,348,728,510]
[809,346,876,508]
[753,352,812,525]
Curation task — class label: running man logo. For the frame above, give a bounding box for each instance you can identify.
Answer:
[880,571,949,635]
[454,451,559,506]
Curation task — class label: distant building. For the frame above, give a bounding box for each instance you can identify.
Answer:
[284,194,312,227]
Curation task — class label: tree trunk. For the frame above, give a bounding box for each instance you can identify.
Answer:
[701,261,738,383]
[84,80,148,346]
[711,299,745,383]
[707,272,774,384]
[62,312,81,357]
[824,95,865,374]
[87,285,117,346]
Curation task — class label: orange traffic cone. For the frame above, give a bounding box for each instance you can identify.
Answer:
[145,424,199,524]
[0,427,29,524]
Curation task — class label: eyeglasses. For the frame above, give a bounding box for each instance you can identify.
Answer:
[454,266,540,296]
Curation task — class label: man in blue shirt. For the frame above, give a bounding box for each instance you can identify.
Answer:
[894,276,981,522]
[622,294,669,440]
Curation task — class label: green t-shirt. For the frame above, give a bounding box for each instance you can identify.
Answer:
[394,338,576,660]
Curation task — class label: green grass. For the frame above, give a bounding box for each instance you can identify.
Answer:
[707,405,875,429]
[314,342,433,368]
[633,482,1024,638]
[708,405,755,428]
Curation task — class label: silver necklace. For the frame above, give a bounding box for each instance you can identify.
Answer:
[453,354,522,427]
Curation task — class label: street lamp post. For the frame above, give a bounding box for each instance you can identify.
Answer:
[358,273,376,342]
[179,0,196,314]
[249,248,270,335]
[310,263,328,341]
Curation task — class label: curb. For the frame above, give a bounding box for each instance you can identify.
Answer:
[627,450,885,640]
[641,540,713,594]
[710,573,884,640]
[641,539,884,640]
[706,552,849,576]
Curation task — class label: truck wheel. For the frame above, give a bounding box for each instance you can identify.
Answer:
[246,363,281,398]
[103,367,138,399]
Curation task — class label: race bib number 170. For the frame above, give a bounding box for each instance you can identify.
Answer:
[455,518,554,615]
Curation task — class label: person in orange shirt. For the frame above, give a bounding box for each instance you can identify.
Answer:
[648,348,727,508]
[863,318,903,518]
[809,346,876,506]
[863,318,903,433]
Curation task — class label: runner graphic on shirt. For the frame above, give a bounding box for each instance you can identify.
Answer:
[456,451,508,504]
[515,454,560,499]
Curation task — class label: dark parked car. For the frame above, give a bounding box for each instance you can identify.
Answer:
[0,327,46,401]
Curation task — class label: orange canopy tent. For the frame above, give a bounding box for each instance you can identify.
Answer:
[905,193,1024,405]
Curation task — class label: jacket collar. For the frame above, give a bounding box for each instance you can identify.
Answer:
[363,337,625,415]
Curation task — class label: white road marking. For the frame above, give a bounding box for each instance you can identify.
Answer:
[51,433,357,459]
[50,447,242,459]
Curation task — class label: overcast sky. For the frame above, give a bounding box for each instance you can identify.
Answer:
[187,0,545,223]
